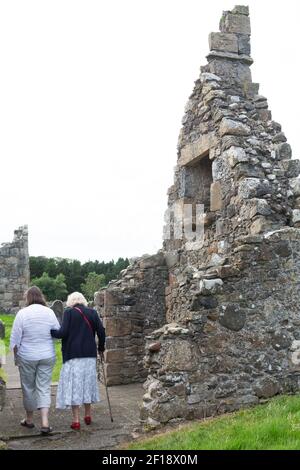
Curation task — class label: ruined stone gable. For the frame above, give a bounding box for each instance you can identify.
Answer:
[96,5,300,427]
[0,226,30,313]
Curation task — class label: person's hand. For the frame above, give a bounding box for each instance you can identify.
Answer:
[98,351,104,362]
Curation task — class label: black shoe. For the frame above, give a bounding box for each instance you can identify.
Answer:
[20,419,35,429]
[40,426,53,435]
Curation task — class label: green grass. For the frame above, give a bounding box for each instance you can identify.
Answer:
[128,395,300,450]
[0,314,62,382]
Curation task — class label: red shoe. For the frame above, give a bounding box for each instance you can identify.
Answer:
[84,416,92,425]
[70,422,80,430]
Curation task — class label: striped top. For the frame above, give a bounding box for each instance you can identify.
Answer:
[10,304,60,361]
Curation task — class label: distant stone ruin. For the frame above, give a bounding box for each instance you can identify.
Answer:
[96,4,300,427]
[0,226,30,313]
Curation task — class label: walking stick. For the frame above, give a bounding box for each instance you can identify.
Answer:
[99,352,114,422]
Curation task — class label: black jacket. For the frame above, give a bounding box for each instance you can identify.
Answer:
[51,304,105,363]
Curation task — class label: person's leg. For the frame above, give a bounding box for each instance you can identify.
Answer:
[18,358,38,424]
[84,403,91,417]
[35,357,55,429]
[84,404,91,424]
[71,405,80,423]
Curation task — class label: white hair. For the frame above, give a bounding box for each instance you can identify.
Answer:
[66,292,88,308]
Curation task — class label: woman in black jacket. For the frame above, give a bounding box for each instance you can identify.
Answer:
[51,292,105,430]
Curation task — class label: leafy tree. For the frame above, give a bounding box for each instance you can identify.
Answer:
[31,272,68,301]
[29,256,130,297]
[81,272,106,301]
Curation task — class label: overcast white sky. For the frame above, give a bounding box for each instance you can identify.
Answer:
[0,0,299,262]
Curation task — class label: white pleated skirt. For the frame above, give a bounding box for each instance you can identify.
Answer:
[56,357,100,409]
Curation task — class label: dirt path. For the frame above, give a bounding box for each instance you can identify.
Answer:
[0,383,144,450]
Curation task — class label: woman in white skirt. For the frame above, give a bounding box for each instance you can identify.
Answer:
[51,292,105,430]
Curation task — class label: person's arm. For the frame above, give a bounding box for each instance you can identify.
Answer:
[51,309,71,339]
[10,312,23,352]
[93,311,105,352]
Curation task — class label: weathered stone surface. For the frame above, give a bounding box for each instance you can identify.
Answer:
[276,142,292,160]
[226,146,249,167]
[210,181,223,211]
[238,178,271,199]
[279,159,300,178]
[97,5,300,428]
[232,5,249,16]
[0,226,29,313]
[50,300,64,324]
[219,304,246,331]
[219,118,251,137]
[179,133,217,166]
[209,32,238,53]
[199,278,223,294]
[254,376,280,398]
[220,12,251,35]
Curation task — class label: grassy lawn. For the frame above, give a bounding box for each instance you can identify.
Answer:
[0,314,62,382]
[128,395,300,450]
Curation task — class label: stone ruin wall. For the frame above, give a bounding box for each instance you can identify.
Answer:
[141,5,300,426]
[0,226,30,313]
[95,252,168,385]
[95,4,300,428]
[0,226,29,412]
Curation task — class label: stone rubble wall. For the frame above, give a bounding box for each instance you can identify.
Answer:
[95,252,168,386]
[140,5,300,427]
[0,226,30,313]
[142,228,300,426]
[0,320,5,411]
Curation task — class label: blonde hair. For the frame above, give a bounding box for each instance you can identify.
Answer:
[66,292,88,308]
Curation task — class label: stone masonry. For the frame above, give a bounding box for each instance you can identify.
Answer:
[96,5,300,427]
[95,253,168,385]
[140,5,300,427]
[0,226,30,313]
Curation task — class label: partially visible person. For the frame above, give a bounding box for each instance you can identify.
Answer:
[51,292,105,430]
[10,286,60,435]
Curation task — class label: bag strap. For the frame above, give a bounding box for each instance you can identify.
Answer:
[74,306,94,334]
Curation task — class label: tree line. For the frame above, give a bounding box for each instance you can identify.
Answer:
[30,256,129,302]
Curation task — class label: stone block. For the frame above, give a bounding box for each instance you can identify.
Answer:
[219,303,246,331]
[50,300,64,324]
[199,278,223,293]
[279,159,300,178]
[250,217,269,235]
[238,34,251,55]
[209,32,238,53]
[179,132,217,166]
[210,181,223,211]
[161,340,199,372]
[105,290,124,307]
[105,318,132,337]
[254,376,280,398]
[220,12,251,35]
[226,146,249,167]
[292,210,300,226]
[290,178,300,196]
[105,349,125,363]
[232,5,249,15]
[238,178,271,199]
[164,251,179,268]
[276,142,292,160]
[219,118,251,137]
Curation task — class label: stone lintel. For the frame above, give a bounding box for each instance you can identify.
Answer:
[207,50,253,66]
[179,133,217,167]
